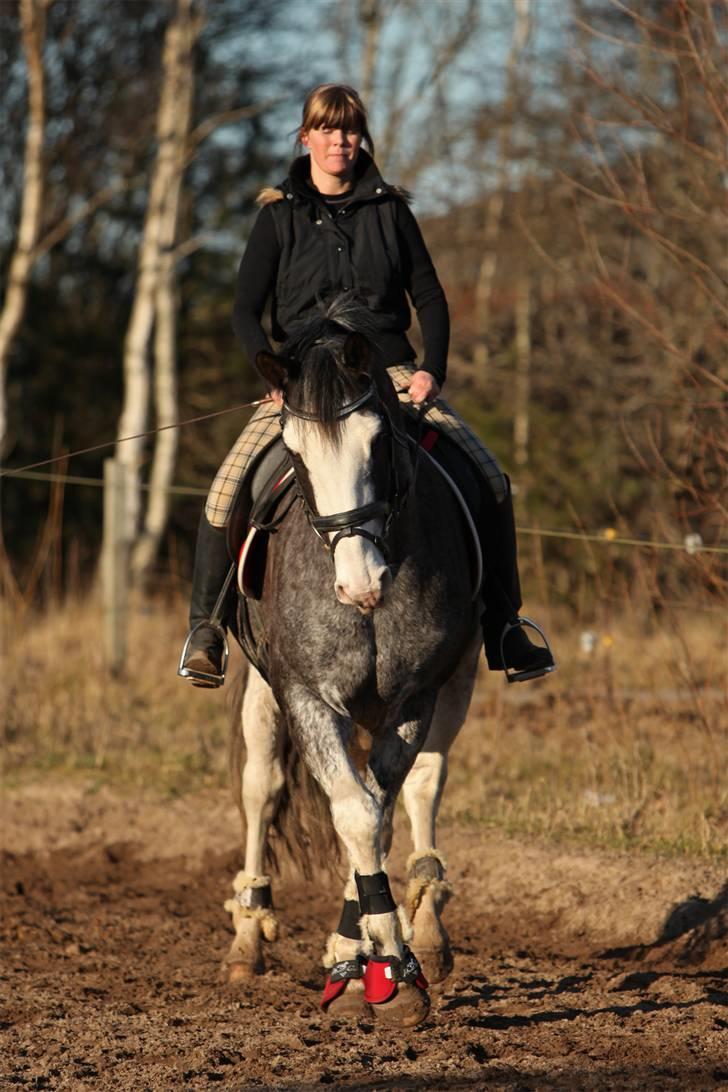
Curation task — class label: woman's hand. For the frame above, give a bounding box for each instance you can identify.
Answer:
[269,388,284,407]
[407,370,440,405]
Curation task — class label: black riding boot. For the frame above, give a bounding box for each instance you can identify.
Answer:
[479,478,556,682]
[178,512,233,688]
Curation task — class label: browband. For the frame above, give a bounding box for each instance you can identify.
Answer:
[282,382,376,423]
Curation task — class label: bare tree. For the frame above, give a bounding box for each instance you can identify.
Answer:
[471,0,531,382]
[568,0,727,553]
[329,0,479,186]
[0,0,50,457]
[130,2,201,584]
[359,0,384,104]
[115,0,202,573]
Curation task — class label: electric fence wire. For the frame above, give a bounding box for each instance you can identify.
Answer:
[3,466,726,556]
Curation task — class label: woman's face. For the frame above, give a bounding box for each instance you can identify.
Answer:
[301,125,362,186]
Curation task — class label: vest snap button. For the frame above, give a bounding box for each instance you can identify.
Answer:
[375,187,382,194]
[315,219,322,225]
[286,192,293,199]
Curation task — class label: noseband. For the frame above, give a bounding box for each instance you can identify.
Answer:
[281,381,410,562]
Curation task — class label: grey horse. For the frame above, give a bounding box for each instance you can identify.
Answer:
[223,300,481,1027]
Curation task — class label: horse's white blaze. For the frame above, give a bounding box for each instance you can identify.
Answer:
[284,411,390,608]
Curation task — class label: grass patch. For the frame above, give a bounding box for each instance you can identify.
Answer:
[2,591,725,857]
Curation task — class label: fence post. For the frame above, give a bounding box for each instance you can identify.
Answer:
[102,457,129,674]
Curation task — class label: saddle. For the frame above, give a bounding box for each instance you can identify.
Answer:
[226,439,295,600]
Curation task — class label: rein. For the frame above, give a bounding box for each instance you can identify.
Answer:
[280,380,413,563]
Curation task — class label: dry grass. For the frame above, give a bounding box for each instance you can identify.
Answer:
[2,590,725,859]
[443,615,726,859]
[1,592,234,796]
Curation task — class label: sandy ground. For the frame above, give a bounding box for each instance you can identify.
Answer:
[1,783,726,1091]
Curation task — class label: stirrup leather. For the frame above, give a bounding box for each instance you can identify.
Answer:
[500,616,557,685]
[177,621,229,688]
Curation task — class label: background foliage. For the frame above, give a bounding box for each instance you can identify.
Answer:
[1,0,725,615]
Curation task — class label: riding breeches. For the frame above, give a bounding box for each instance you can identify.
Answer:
[204,362,507,528]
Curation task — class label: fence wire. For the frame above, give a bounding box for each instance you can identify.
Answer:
[4,466,726,556]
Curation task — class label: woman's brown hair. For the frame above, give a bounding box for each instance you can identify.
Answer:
[299,84,374,155]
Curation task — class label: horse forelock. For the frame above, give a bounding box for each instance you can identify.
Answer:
[283,297,379,445]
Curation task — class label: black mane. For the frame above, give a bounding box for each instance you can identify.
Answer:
[282,296,380,444]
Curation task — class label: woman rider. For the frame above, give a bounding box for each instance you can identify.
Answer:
[179,83,555,686]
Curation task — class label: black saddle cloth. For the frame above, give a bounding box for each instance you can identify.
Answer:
[406,419,483,519]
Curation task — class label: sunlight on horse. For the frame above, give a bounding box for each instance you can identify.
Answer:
[222,298,481,1027]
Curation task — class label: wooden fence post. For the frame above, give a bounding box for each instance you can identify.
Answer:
[102,457,130,674]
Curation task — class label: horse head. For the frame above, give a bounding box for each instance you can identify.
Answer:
[256,309,412,613]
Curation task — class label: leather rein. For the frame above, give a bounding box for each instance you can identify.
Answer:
[280,381,415,563]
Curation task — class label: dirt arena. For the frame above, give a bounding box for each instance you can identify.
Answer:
[1,783,725,1090]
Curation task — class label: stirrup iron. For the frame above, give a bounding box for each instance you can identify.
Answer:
[500,616,557,685]
[177,621,229,688]
[178,561,236,688]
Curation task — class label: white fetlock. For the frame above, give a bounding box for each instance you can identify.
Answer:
[222,871,278,979]
[223,870,279,940]
[405,850,454,984]
[405,849,453,920]
[323,931,363,969]
[320,933,369,1018]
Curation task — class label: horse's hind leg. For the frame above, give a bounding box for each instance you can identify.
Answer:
[402,631,481,984]
[223,666,284,982]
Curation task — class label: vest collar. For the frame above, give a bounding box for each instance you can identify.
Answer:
[283,149,389,205]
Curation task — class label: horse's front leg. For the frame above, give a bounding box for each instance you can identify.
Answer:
[223,667,284,982]
[401,632,481,983]
[325,788,396,1021]
[285,683,427,1026]
[354,695,438,1026]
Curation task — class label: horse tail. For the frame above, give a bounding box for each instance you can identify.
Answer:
[228,665,341,878]
[270,734,342,877]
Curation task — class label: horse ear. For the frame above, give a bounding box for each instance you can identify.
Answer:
[343,332,371,374]
[256,351,297,391]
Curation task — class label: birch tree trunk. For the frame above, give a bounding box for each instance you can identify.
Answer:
[472,0,531,388]
[358,0,383,105]
[0,0,49,457]
[130,1,200,583]
[115,0,198,551]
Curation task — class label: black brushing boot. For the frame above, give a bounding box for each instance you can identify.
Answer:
[178,512,234,688]
[479,478,556,683]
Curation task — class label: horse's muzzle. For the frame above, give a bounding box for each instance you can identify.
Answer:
[336,567,392,612]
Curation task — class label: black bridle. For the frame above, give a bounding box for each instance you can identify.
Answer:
[280,380,412,563]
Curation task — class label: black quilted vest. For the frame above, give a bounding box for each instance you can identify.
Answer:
[266,151,414,357]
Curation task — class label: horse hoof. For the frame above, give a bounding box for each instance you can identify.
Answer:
[221,958,262,984]
[371,984,430,1028]
[323,979,371,1021]
[415,946,453,985]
